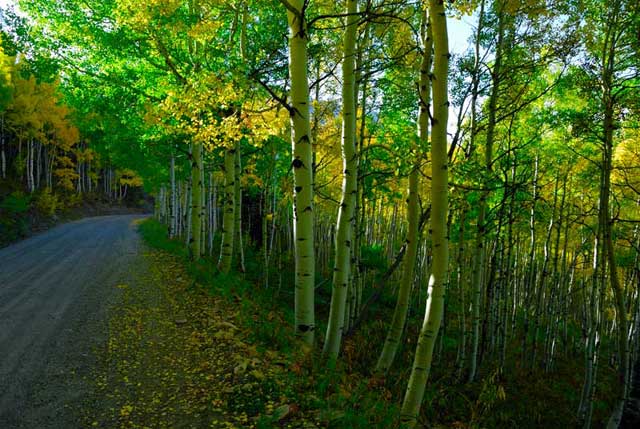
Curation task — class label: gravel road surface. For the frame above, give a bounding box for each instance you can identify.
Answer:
[0,215,147,428]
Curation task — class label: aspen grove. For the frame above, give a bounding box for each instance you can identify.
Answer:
[1,0,640,427]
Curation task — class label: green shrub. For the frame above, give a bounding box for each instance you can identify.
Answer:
[62,192,83,209]
[0,191,32,245]
[138,218,186,257]
[360,244,387,272]
[34,188,59,217]
[0,191,32,213]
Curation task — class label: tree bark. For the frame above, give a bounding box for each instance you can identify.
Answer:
[218,148,236,273]
[283,0,315,346]
[190,141,203,259]
[401,2,448,426]
[323,0,358,361]
[376,9,432,373]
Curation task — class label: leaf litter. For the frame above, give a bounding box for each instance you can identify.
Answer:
[86,248,320,428]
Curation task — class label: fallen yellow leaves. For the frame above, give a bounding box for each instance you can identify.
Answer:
[87,247,311,428]
[119,404,134,417]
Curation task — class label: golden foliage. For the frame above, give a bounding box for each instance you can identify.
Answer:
[119,168,144,187]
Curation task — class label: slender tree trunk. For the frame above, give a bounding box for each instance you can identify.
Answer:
[28,139,34,193]
[604,95,629,429]
[218,148,236,273]
[200,161,206,254]
[184,178,192,246]
[579,172,606,427]
[178,179,184,237]
[233,143,245,272]
[456,208,468,378]
[401,3,448,426]
[284,0,315,346]
[170,154,177,238]
[190,141,203,259]
[468,0,490,382]
[376,10,432,373]
[36,142,41,190]
[0,116,5,180]
[209,173,215,255]
[620,279,640,427]
[323,0,358,361]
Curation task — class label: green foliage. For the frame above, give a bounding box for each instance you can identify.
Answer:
[33,187,58,216]
[138,218,186,257]
[471,370,507,426]
[360,244,388,272]
[0,41,13,110]
[0,190,31,213]
[0,191,31,244]
[61,192,83,209]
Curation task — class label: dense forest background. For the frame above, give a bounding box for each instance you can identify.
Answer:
[1,0,639,427]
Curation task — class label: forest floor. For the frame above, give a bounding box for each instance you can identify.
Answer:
[83,220,339,429]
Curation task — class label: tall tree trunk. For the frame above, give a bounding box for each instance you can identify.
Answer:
[1,116,5,180]
[579,178,606,428]
[620,291,640,427]
[323,0,358,361]
[209,173,215,255]
[456,208,468,378]
[376,10,432,373]
[602,4,629,424]
[470,0,506,380]
[283,0,315,346]
[190,141,203,259]
[36,141,41,190]
[401,2,448,426]
[604,75,629,429]
[233,143,245,272]
[218,148,236,273]
[185,179,192,247]
[170,154,177,238]
[28,139,34,193]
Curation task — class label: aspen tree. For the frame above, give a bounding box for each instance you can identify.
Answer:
[455,208,468,378]
[234,2,248,272]
[282,0,315,345]
[233,143,245,272]
[185,0,204,260]
[323,0,359,361]
[401,1,448,425]
[190,140,203,259]
[209,173,216,255]
[600,5,633,424]
[376,8,432,373]
[185,178,192,247]
[170,154,177,238]
[200,157,206,254]
[218,148,236,273]
[1,116,5,180]
[577,1,638,425]
[469,0,503,383]
[579,228,604,428]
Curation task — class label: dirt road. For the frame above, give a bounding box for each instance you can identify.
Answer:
[0,215,147,428]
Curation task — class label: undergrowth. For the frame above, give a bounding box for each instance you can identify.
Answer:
[137,218,617,428]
